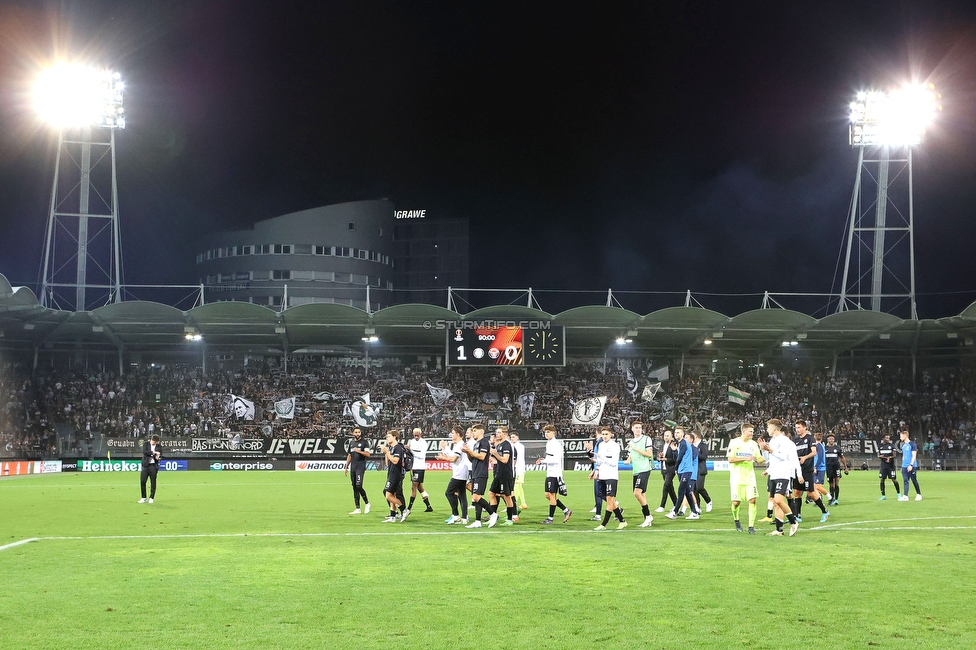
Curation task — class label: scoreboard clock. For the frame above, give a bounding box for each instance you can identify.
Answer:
[447,325,565,367]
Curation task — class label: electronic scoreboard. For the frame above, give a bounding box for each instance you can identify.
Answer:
[447,324,565,367]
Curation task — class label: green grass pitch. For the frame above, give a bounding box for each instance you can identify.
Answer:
[2,469,975,649]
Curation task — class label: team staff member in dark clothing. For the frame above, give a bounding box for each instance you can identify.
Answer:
[790,420,827,522]
[693,430,713,513]
[877,433,901,501]
[380,430,407,522]
[656,430,678,513]
[139,434,161,504]
[344,428,371,515]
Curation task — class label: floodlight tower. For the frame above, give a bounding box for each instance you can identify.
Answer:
[36,64,126,311]
[837,84,940,319]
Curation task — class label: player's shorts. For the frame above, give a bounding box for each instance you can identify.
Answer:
[446,478,467,495]
[826,465,842,481]
[470,475,489,496]
[599,479,618,497]
[384,475,404,496]
[792,470,814,493]
[411,469,426,484]
[490,475,513,496]
[767,476,773,496]
[544,476,561,494]
[515,472,525,485]
[632,471,650,492]
[879,464,897,480]
[814,470,826,485]
[731,482,759,502]
[350,466,365,487]
[770,478,791,496]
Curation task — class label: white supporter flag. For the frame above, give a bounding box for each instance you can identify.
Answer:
[571,396,607,426]
[625,368,639,396]
[517,392,536,418]
[728,385,751,406]
[351,400,378,427]
[228,395,255,421]
[274,397,296,420]
[641,382,661,403]
[426,383,453,406]
[648,365,670,381]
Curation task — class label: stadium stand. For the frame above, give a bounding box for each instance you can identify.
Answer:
[1,361,973,465]
[1,271,975,467]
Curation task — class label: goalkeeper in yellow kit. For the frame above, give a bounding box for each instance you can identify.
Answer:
[727,422,764,534]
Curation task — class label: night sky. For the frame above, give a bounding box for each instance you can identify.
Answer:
[1,1,975,317]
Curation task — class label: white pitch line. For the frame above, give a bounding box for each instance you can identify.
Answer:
[40,528,727,542]
[809,515,976,531]
[0,538,39,553]
[808,526,976,531]
[15,516,976,546]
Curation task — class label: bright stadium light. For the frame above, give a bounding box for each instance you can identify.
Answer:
[839,79,942,320]
[37,61,127,312]
[849,83,940,146]
[33,63,125,129]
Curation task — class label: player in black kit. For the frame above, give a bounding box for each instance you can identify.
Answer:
[486,425,517,527]
[655,431,679,513]
[876,433,901,501]
[380,430,407,522]
[344,428,371,515]
[693,430,713,513]
[823,434,849,506]
[790,421,828,522]
[463,424,491,528]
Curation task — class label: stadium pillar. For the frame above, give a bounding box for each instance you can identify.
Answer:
[201,342,207,374]
[831,353,838,377]
[117,347,123,376]
[680,353,685,378]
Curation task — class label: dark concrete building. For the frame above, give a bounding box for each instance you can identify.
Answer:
[392,217,469,306]
[195,200,395,311]
[195,200,469,310]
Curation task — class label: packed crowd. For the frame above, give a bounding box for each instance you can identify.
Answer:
[1,359,974,459]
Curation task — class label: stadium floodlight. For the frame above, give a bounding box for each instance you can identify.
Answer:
[34,63,125,129]
[838,81,941,319]
[849,83,939,147]
[37,62,127,312]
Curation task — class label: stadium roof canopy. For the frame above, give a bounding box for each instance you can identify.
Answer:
[2,273,975,364]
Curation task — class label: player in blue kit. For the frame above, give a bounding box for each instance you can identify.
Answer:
[898,430,922,501]
[665,428,700,520]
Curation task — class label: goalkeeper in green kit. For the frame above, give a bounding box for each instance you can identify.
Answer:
[726,422,764,534]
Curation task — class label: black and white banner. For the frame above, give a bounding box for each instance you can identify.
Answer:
[571,396,606,426]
